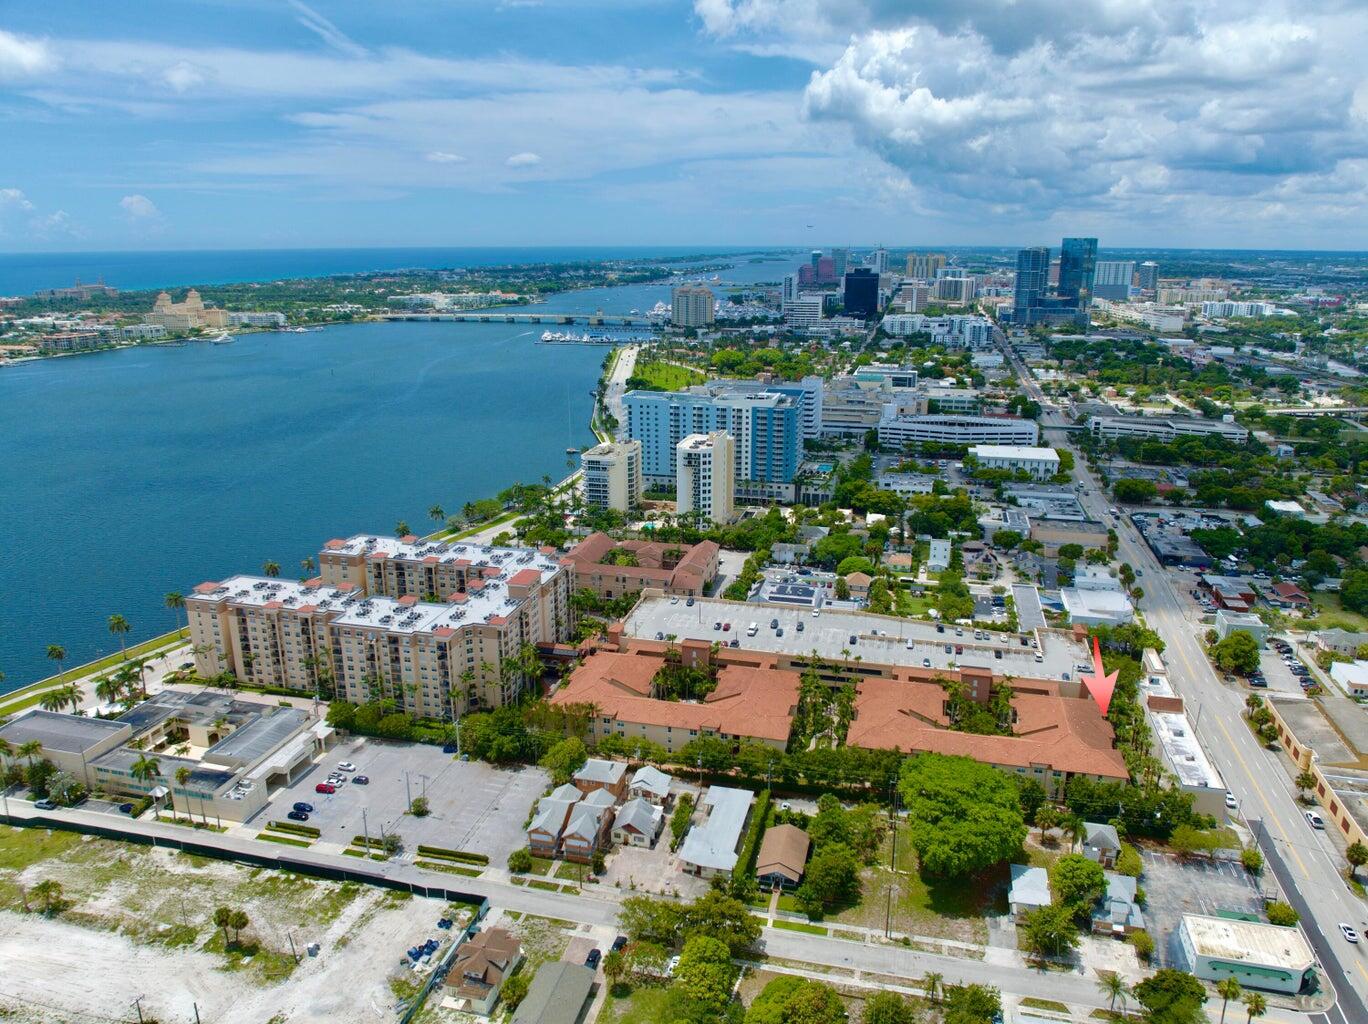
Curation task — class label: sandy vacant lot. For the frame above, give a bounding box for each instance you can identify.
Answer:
[0,825,465,1024]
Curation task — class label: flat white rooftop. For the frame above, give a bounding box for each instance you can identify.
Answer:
[623,595,1091,683]
[969,445,1059,460]
[1182,914,1314,970]
[191,576,354,610]
[325,534,561,584]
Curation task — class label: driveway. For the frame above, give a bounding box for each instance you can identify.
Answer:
[253,736,549,861]
[709,549,750,597]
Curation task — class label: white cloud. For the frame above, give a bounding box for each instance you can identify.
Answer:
[0,29,54,77]
[287,0,369,59]
[737,0,1368,231]
[0,187,36,212]
[425,151,465,164]
[161,60,208,93]
[505,152,542,167]
[120,194,161,219]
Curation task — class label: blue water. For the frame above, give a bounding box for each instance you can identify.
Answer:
[0,255,807,690]
[0,246,778,296]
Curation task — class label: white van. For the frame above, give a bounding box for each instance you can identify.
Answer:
[746,622,759,637]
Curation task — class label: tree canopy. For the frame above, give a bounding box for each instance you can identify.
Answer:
[899,754,1025,876]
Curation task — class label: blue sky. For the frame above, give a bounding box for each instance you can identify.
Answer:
[2,0,1366,251]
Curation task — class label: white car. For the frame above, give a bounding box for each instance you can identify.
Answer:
[1339,923,1359,943]
[336,761,358,773]
[1305,810,1325,830]
[1225,792,1238,811]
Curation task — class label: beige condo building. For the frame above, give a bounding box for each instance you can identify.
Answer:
[146,289,229,331]
[581,440,643,512]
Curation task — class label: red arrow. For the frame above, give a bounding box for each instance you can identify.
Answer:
[1081,635,1119,716]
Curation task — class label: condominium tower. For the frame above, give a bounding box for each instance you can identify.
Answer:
[671,284,715,328]
[580,440,643,512]
[677,432,735,525]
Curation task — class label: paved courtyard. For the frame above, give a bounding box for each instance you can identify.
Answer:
[1139,849,1266,967]
[251,735,549,860]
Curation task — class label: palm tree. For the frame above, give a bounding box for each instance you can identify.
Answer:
[1216,977,1242,1024]
[0,737,12,785]
[108,614,131,660]
[300,557,316,577]
[62,684,83,715]
[174,766,192,820]
[428,505,445,525]
[46,644,67,681]
[130,755,163,813]
[922,972,943,1005]
[1294,770,1317,803]
[1098,972,1129,1017]
[18,739,43,770]
[1242,992,1266,1024]
[94,675,123,706]
[262,561,281,578]
[395,520,411,537]
[39,689,68,713]
[164,592,185,635]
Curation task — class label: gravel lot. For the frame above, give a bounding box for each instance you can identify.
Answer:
[255,736,549,861]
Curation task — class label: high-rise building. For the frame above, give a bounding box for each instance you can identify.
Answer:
[810,250,823,276]
[1058,237,1098,307]
[816,256,836,284]
[1137,261,1160,292]
[580,440,643,512]
[870,247,889,274]
[783,294,824,328]
[701,376,824,440]
[907,253,947,280]
[1012,247,1050,325]
[831,248,849,277]
[843,268,880,319]
[671,284,715,327]
[624,387,800,487]
[933,277,976,304]
[781,273,800,306]
[676,432,735,525]
[1093,261,1135,301]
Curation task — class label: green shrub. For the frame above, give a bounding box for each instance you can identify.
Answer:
[508,848,533,873]
[735,789,771,880]
[416,845,489,866]
[1115,842,1143,878]
[1129,930,1154,962]
[1266,901,1299,926]
[268,821,321,838]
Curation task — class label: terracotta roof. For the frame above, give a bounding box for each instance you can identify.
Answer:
[508,568,543,587]
[193,581,220,594]
[756,823,811,883]
[847,677,1128,779]
[324,539,347,550]
[448,927,520,995]
[1271,582,1308,602]
[562,533,718,592]
[550,650,799,743]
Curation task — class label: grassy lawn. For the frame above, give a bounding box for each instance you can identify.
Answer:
[1308,593,1368,631]
[527,856,556,876]
[825,825,995,944]
[630,359,705,392]
[772,919,828,935]
[896,592,934,618]
[1022,997,1071,1012]
[509,914,573,970]
[416,859,482,877]
[601,986,675,1024]
[0,629,189,712]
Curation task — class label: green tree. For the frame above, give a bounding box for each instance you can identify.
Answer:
[538,737,588,785]
[674,935,734,1013]
[746,975,846,1024]
[1344,840,1367,880]
[1134,969,1207,1024]
[796,843,860,915]
[501,973,530,1010]
[1265,901,1298,926]
[45,644,67,682]
[942,983,1000,1024]
[31,879,64,915]
[1097,972,1130,1017]
[1210,631,1261,676]
[1216,978,1242,1024]
[1050,854,1106,920]
[602,949,626,991]
[1019,903,1080,959]
[862,992,916,1024]
[1242,992,1267,1024]
[429,504,446,525]
[164,591,186,633]
[1294,770,1317,802]
[174,765,192,818]
[507,848,532,873]
[899,754,1025,877]
[410,796,430,817]
[107,614,131,660]
[681,889,762,955]
[1113,478,1158,504]
[395,520,412,537]
[262,561,281,578]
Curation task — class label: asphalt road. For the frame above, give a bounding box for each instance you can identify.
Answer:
[1006,342,1368,1021]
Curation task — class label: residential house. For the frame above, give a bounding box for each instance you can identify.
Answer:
[573,758,629,800]
[1081,822,1121,868]
[1091,873,1145,937]
[754,824,811,890]
[1008,864,1051,921]
[679,786,753,878]
[527,783,581,857]
[1316,629,1368,657]
[612,797,663,847]
[1267,581,1310,609]
[445,927,523,1015]
[627,765,672,805]
[510,962,596,1024]
[843,571,873,601]
[561,789,616,863]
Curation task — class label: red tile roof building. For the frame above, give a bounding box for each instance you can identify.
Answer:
[560,533,719,599]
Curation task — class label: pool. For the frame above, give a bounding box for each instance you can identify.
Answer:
[813,462,834,473]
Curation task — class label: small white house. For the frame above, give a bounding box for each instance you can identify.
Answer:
[612,797,663,847]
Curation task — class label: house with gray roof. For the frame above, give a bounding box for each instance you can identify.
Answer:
[1091,873,1145,936]
[628,765,672,805]
[679,786,752,878]
[612,797,663,847]
[1082,822,1121,868]
[573,758,628,800]
[527,789,580,858]
[511,962,595,1024]
[1008,864,1051,920]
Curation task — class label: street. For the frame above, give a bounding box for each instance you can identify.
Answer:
[1006,341,1368,1022]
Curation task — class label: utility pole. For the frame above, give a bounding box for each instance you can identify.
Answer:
[404,771,412,811]
[288,931,300,964]
[193,1002,201,1024]
[362,808,370,851]
[133,997,145,1024]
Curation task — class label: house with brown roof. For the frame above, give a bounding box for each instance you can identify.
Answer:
[444,927,522,1015]
[843,571,873,601]
[549,649,800,753]
[846,677,1128,795]
[755,824,811,890]
[1267,581,1310,608]
[561,533,719,599]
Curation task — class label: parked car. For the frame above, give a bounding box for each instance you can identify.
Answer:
[353,775,369,785]
[666,955,681,978]
[713,621,722,631]
[119,802,135,814]
[921,658,931,668]
[292,801,314,813]
[336,761,357,773]
[686,597,695,607]
[796,621,804,632]
[287,810,310,822]
[1339,923,1360,943]
[315,783,336,794]
[585,948,602,969]
[849,635,858,645]
[722,622,731,631]
[1305,810,1325,829]
[33,799,56,810]
[611,935,629,952]
[1225,792,1238,811]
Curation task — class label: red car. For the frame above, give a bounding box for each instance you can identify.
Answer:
[315,782,336,794]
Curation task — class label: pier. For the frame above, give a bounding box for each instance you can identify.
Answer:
[380,310,658,326]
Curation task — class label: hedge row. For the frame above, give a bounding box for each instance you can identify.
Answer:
[351,835,387,849]
[735,789,772,880]
[268,820,321,838]
[258,832,311,848]
[416,845,489,866]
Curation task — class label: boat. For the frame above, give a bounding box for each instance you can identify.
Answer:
[210,333,233,345]
[565,447,579,454]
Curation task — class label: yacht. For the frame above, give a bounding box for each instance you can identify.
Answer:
[210,333,233,344]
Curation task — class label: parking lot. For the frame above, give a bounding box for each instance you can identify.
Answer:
[252,736,549,860]
[1140,850,1267,967]
[1258,647,1308,695]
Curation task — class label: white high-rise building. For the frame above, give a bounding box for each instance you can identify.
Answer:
[671,284,715,327]
[581,440,643,512]
[1093,261,1136,301]
[676,431,735,525]
[870,247,889,274]
[781,273,800,306]
[783,294,824,328]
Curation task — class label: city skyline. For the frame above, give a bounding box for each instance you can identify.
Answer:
[1,0,1366,251]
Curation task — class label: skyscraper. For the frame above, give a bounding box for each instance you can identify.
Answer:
[843,268,880,319]
[1137,261,1160,292]
[676,432,735,525]
[781,273,800,306]
[870,247,889,274]
[831,248,849,277]
[1093,261,1135,301]
[816,256,836,284]
[1012,247,1050,325]
[906,252,947,280]
[671,284,715,327]
[1058,237,1098,308]
[810,250,822,276]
